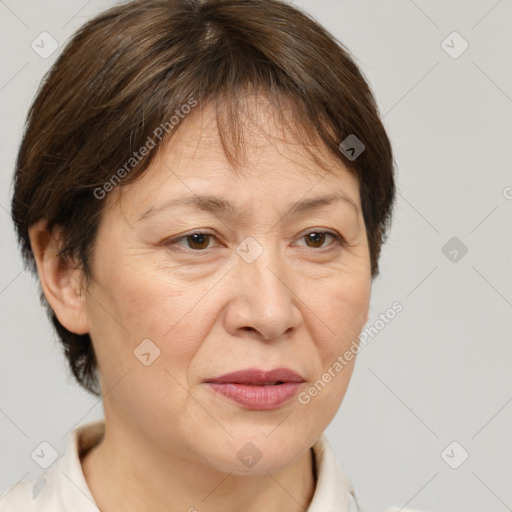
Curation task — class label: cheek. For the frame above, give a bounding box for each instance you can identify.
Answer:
[298,279,369,432]
[89,255,220,375]
[305,268,370,361]
[85,261,217,422]
[290,266,369,420]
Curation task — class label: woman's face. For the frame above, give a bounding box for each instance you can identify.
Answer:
[82,98,371,474]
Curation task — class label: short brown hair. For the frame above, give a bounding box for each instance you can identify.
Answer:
[11,0,395,396]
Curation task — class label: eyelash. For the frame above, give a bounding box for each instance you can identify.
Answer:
[163,229,345,252]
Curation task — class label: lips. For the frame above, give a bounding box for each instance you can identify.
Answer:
[204,368,305,385]
[204,368,305,410]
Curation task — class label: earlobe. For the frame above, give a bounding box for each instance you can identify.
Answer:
[28,219,89,335]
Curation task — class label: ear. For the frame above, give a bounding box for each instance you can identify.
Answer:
[28,219,89,335]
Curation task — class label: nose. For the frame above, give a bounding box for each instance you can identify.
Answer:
[223,243,303,342]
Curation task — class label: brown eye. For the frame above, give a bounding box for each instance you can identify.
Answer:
[304,232,327,248]
[296,230,342,249]
[166,232,218,251]
[185,233,212,250]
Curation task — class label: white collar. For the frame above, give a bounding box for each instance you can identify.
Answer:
[0,420,359,511]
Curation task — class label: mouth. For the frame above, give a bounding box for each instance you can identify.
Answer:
[228,381,287,386]
[203,368,305,410]
[204,367,305,384]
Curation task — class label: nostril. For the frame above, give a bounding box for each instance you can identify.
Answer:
[241,326,272,341]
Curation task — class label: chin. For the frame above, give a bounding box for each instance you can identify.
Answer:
[196,426,315,475]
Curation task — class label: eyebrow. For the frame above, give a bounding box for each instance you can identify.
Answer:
[138,192,360,221]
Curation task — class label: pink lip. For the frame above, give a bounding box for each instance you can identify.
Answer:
[204,368,305,410]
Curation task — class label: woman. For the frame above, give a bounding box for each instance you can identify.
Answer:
[2,0,397,510]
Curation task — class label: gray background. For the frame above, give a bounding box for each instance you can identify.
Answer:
[1,1,511,511]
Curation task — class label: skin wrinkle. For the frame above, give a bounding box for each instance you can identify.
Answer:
[137,192,360,224]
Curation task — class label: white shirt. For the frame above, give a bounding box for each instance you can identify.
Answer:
[0,420,361,511]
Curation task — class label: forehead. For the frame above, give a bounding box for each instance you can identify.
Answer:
[173,95,348,173]
[113,96,360,215]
